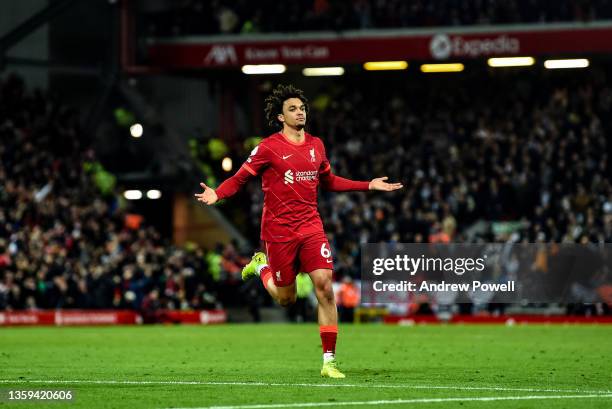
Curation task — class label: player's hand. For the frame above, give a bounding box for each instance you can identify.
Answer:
[369,176,403,192]
[194,182,218,205]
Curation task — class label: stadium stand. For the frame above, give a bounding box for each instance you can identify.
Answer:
[0,60,612,309]
[140,0,612,36]
[0,74,226,311]
[2,63,610,315]
[2,3,611,316]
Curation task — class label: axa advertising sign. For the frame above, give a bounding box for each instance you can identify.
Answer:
[203,43,329,66]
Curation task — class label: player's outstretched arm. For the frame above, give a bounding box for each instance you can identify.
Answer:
[368,176,403,192]
[195,166,254,205]
[194,182,218,205]
[320,170,403,193]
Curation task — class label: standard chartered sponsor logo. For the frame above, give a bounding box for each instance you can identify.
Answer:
[296,170,317,181]
[284,169,317,184]
[284,169,294,184]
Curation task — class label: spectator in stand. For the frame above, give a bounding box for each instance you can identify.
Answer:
[337,276,360,323]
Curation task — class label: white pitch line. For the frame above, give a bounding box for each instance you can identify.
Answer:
[0,379,610,395]
[167,394,612,409]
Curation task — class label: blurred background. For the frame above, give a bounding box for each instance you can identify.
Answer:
[1,0,611,325]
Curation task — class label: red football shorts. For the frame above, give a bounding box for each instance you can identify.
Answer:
[264,231,334,287]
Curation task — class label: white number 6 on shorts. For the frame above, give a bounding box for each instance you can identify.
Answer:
[320,243,331,259]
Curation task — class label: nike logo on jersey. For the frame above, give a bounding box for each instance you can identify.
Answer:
[282,154,293,160]
[326,259,333,263]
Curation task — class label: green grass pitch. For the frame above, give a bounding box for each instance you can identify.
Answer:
[1,324,611,408]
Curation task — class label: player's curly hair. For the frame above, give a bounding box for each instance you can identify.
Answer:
[264,84,309,129]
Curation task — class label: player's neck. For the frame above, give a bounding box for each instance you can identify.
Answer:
[281,126,305,144]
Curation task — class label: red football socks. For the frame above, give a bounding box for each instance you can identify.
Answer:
[260,266,273,289]
[319,325,338,354]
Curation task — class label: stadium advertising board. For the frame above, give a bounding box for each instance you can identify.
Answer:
[0,310,227,326]
[148,25,612,68]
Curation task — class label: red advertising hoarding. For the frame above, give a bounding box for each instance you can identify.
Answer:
[147,23,612,68]
[0,310,227,326]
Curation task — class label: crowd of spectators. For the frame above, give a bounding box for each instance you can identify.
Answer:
[140,0,612,37]
[0,74,234,312]
[2,65,611,313]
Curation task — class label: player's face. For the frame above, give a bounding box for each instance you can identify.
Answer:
[279,98,307,129]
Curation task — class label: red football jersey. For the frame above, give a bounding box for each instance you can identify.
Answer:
[242,132,331,242]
